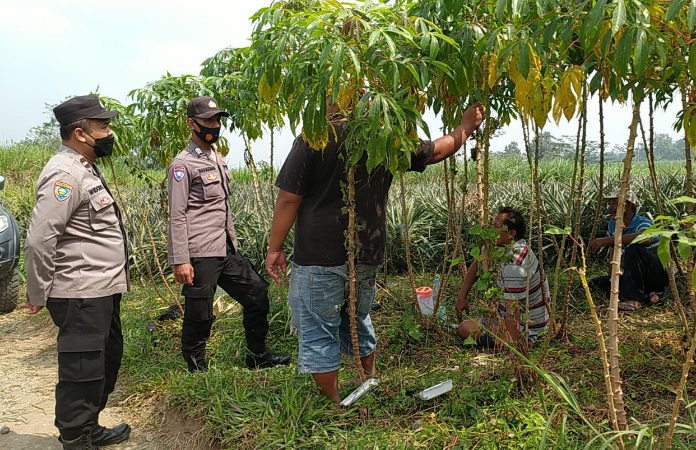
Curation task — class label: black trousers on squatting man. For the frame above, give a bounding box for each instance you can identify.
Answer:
[589,245,668,306]
[46,294,123,441]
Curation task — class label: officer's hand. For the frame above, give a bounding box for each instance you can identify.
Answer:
[20,302,44,314]
[265,251,287,285]
[174,263,194,286]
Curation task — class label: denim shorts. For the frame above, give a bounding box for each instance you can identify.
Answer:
[288,263,378,374]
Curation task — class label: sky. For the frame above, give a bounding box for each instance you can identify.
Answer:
[0,0,685,168]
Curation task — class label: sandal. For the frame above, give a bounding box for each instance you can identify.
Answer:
[618,301,642,312]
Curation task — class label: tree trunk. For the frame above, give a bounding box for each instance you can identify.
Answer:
[682,82,696,318]
[399,175,421,321]
[576,245,620,433]
[523,122,555,336]
[590,87,607,242]
[475,135,490,272]
[346,164,366,382]
[269,128,276,206]
[559,93,588,341]
[606,100,643,431]
[243,138,268,230]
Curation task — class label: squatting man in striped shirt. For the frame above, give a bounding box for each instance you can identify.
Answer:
[454,207,550,346]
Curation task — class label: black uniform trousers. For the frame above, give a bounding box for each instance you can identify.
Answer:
[46,294,123,441]
[590,245,668,306]
[181,246,269,371]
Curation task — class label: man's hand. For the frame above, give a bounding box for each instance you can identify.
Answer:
[588,236,611,253]
[174,263,194,286]
[461,103,485,135]
[455,294,470,323]
[265,250,287,285]
[20,302,43,314]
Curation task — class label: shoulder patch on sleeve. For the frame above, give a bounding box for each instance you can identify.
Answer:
[54,181,73,202]
[173,165,186,182]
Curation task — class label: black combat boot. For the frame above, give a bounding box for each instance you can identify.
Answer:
[62,433,98,450]
[245,351,291,369]
[90,423,131,446]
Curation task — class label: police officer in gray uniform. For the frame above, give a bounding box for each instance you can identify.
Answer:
[167,96,291,372]
[21,95,131,450]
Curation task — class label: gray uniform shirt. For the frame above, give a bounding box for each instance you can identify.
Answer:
[25,145,130,306]
[167,141,238,265]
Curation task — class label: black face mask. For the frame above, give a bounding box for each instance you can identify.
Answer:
[192,119,221,144]
[85,132,115,158]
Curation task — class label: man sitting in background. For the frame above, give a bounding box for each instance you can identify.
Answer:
[588,189,667,311]
[455,207,549,347]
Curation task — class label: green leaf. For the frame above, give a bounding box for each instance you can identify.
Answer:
[614,28,634,77]
[512,0,522,18]
[581,0,607,49]
[544,225,571,236]
[666,0,687,21]
[518,42,530,79]
[495,0,507,22]
[612,0,626,35]
[689,43,696,81]
[670,195,696,205]
[689,0,696,31]
[463,336,477,346]
[368,29,380,48]
[678,241,692,261]
[658,235,671,267]
[633,29,648,77]
[469,224,484,236]
[429,35,439,59]
[450,256,463,267]
[470,246,481,258]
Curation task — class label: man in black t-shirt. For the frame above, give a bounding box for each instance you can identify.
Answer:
[265,102,484,404]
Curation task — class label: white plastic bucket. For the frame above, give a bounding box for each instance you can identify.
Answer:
[416,286,434,316]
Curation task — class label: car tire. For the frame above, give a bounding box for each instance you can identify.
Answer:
[0,268,19,314]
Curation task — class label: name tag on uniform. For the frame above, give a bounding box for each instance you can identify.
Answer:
[88,185,105,196]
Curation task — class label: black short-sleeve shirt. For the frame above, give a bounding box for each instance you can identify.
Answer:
[275,121,434,266]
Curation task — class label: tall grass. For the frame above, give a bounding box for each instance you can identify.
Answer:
[5,143,696,448]
[1,143,692,278]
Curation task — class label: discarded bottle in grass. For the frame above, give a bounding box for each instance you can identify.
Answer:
[432,276,446,323]
[432,276,440,301]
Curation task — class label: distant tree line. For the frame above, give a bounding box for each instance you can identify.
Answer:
[497,131,686,161]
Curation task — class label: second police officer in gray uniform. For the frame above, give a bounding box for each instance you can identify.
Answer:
[167,96,291,372]
[22,95,131,450]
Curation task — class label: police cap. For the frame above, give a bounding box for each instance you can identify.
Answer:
[187,96,230,119]
[53,95,118,126]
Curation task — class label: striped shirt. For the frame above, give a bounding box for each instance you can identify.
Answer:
[496,239,550,339]
[608,214,657,250]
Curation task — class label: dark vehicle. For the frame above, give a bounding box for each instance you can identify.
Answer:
[0,175,20,314]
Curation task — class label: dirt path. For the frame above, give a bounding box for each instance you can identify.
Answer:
[0,310,208,450]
